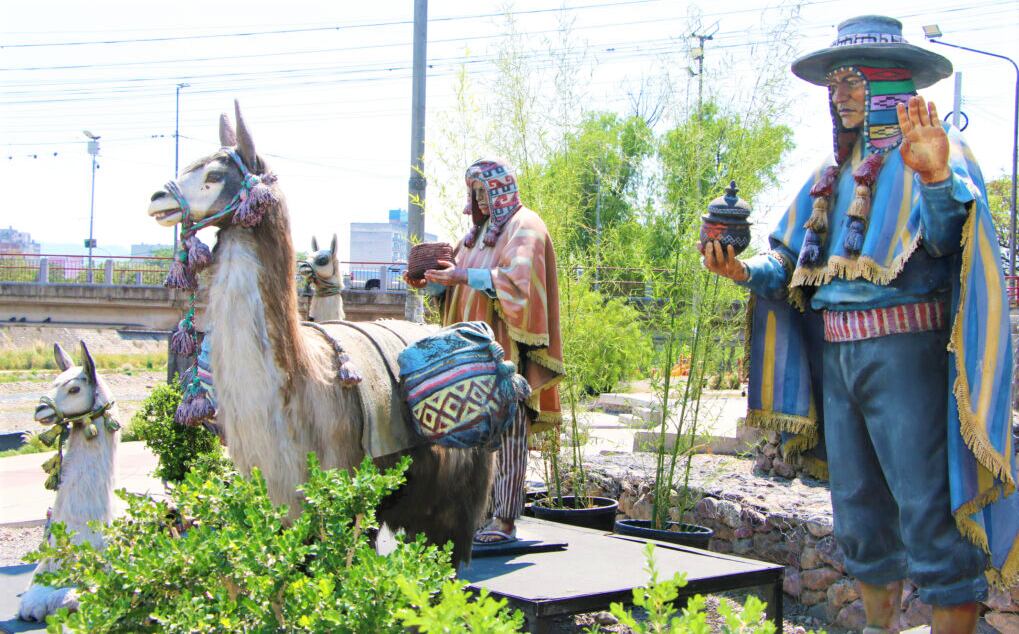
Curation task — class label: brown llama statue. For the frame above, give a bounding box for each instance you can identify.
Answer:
[146,102,492,565]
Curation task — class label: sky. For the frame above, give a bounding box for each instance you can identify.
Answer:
[1,0,1016,262]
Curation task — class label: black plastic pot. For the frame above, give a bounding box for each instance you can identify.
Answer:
[613,518,713,549]
[530,496,619,531]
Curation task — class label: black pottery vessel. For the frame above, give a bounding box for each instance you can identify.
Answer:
[699,180,752,256]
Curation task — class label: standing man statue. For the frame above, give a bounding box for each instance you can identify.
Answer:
[406,157,564,546]
[702,16,1018,633]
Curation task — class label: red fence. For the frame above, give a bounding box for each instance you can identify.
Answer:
[1007,276,1019,308]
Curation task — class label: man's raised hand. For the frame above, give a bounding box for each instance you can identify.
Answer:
[896,95,951,184]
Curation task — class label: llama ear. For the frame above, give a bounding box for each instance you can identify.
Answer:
[219,113,237,147]
[79,341,97,384]
[311,236,319,252]
[234,100,257,172]
[53,343,74,372]
[330,234,337,255]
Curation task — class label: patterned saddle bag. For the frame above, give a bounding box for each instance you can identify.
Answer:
[398,321,530,450]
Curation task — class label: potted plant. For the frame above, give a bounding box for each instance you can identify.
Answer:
[613,185,750,547]
[531,257,624,531]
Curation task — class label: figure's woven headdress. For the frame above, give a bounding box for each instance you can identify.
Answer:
[462,158,522,248]
[791,15,948,266]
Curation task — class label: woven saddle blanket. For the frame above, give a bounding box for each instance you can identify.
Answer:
[309,319,437,458]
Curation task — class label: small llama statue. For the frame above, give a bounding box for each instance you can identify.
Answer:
[298,234,345,321]
[18,341,121,622]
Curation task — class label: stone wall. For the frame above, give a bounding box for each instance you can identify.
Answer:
[579,453,1019,632]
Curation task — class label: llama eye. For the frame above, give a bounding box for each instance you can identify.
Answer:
[68,386,80,394]
[206,172,224,183]
[315,256,330,266]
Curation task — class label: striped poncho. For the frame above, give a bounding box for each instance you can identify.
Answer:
[746,126,1019,586]
[440,207,564,431]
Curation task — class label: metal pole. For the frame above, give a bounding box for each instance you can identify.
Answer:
[952,72,962,129]
[405,0,428,321]
[87,140,98,283]
[928,39,1018,276]
[174,83,188,253]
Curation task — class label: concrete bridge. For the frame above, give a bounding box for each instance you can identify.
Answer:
[0,282,407,330]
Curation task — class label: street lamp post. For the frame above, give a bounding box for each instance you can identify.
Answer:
[173,82,190,253]
[83,130,100,283]
[924,25,1019,276]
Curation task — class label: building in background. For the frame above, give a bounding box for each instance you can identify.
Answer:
[0,226,41,254]
[348,209,437,290]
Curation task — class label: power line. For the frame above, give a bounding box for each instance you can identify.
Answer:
[0,0,666,49]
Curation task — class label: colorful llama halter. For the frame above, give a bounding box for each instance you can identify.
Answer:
[462,158,522,248]
[163,148,278,429]
[798,64,916,266]
[36,398,119,491]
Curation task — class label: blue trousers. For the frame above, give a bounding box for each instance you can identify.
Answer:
[823,327,988,606]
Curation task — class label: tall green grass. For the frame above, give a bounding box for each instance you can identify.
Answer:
[0,343,167,372]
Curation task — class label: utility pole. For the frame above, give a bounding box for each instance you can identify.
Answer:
[83,131,100,283]
[951,72,962,129]
[174,82,189,253]
[405,0,427,321]
[690,23,718,116]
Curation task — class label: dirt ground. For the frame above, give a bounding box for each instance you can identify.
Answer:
[0,370,164,434]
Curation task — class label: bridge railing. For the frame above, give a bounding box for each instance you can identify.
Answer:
[0,252,173,285]
[1,253,409,291]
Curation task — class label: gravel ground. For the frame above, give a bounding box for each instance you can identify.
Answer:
[0,525,45,567]
[0,370,163,433]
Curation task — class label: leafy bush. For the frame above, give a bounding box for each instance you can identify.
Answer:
[130,381,220,482]
[32,454,523,633]
[597,543,807,634]
[560,272,646,395]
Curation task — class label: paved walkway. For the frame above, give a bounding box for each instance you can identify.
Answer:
[0,442,162,527]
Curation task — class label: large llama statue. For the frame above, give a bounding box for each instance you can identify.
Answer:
[298,234,345,321]
[19,342,121,621]
[146,103,492,564]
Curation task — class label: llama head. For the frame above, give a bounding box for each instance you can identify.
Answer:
[35,342,99,426]
[147,100,270,229]
[300,234,338,281]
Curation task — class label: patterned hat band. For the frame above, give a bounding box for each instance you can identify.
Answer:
[832,32,906,46]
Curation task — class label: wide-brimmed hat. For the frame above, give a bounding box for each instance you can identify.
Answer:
[792,15,952,88]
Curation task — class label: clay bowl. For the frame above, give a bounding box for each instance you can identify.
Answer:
[699,217,751,257]
[407,242,454,281]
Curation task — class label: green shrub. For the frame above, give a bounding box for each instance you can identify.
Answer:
[560,274,646,395]
[130,381,220,482]
[31,455,522,633]
[597,542,816,634]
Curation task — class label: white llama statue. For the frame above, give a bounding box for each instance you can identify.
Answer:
[18,342,121,622]
[298,234,345,321]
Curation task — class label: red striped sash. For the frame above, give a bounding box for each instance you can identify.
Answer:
[823,301,946,343]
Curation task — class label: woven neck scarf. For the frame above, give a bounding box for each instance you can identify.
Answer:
[462,158,522,248]
[799,63,916,265]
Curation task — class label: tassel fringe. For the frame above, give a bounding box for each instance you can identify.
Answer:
[336,353,363,386]
[804,197,829,234]
[170,317,197,357]
[186,236,213,273]
[164,259,196,290]
[174,392,216,426]
[233,174,278,228]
